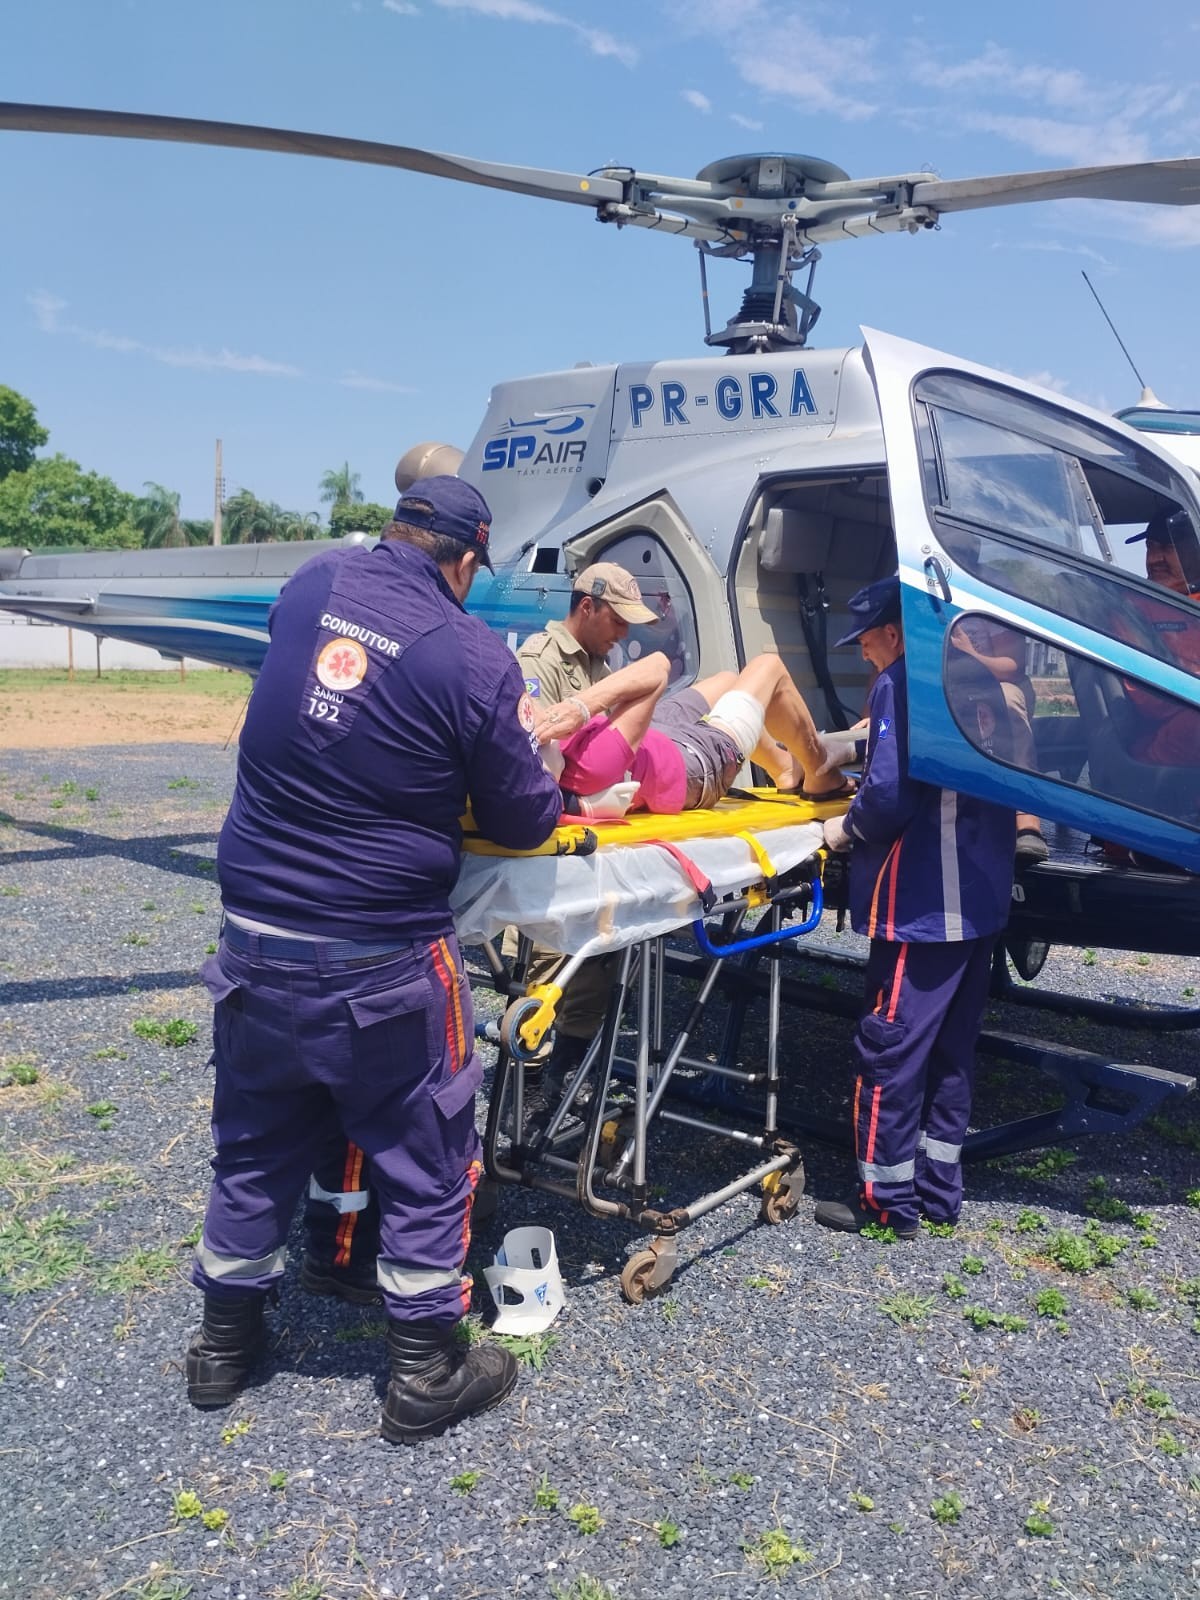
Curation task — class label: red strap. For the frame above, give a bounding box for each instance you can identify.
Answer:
[645,839,716,912]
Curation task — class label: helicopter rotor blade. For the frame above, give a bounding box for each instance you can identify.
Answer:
[911,159,1200,213]
[0,102,626,210]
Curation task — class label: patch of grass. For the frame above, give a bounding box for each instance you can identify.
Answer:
[1125,1287,1160,1312]
[1084,1176,1136,1225]
[1024,1501,1055,1537]
[1034,1288,1069,1318]
[450,1469,481,1495]
[1043,1222,1127,1273]
[861,1222,898,1243]
[728,1471,754,1490]
[1082,948,1097,967]
[960,1255,986,1276]
[0,1210,89,1295]
[565,1502,603,1535]
[268,1470,288,1491]
[125,931,152,947]
[963,1304,1028,1333]
[921,1219,956,1238]
[1146,1114,1200,1153]
[1,1059,39,1088]
[654,1518,682,1548]
[94,1244,177,1294]
[942,1274,967,1300]
[167,776,201,790]
[201,1508,229,1531]
[0,885,21,897]
[132,1017,199,1049]
[1156,1433,1184,1457]
[92,1047,127,1061]
[493,1330,558,1370]
[1013,1148,1077,1182]
[1185,1189,1200,1209]
[533,1472,560,1510]
[930,1491,964,1525]
[1015,1208,1046,1233]
[172,1489,204,1520]
[849,1489,875,1512]
[86,1099,118,1130]
[879,1291,934,1327]
[551,1579,615,1600]
[742,1527,812,1576]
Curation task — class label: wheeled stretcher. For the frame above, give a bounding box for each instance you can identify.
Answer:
[451,792,838,1300]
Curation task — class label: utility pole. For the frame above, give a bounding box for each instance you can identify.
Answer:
[213,438,225,546]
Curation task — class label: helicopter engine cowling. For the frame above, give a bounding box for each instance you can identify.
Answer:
[394,441,465,494]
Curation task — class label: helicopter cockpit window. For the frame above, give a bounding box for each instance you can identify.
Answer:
[945,613,1200,834]
[591,529,700,687]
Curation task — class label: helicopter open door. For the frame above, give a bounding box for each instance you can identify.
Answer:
[864,328,1200,873]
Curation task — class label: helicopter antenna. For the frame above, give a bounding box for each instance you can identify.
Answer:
[1081,269,1164,407]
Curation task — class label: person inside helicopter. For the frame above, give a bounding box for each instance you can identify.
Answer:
[534,649,855,815]
[1117,509,1200,768]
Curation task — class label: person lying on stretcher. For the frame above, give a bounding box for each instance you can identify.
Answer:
[533,650,858,818]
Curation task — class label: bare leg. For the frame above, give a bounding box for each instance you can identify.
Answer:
[723,654,845,797]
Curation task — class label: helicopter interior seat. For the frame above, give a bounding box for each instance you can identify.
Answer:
[755,495,895,725]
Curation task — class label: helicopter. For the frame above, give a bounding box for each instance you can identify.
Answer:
[1,101,1200,997]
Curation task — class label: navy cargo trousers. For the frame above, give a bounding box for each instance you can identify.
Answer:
[192,927,483,1326]
[853,936,995,1231]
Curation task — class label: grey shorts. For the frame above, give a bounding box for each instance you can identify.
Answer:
[651,687,743,810]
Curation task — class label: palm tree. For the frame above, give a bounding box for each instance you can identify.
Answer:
[135,481,185,547]
[319,462,363,508]
[277,509,324,541]
[223,489,279,544]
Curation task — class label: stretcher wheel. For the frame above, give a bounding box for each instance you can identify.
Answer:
[1006,936,1050,982]
[499,997,544,1063]
[620,1249,664,1304]
[760,1160,805,1225]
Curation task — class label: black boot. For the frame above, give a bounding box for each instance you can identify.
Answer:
[299,1253,382,1306]
[381,1319,518,1444]
[186,1290,268,1408]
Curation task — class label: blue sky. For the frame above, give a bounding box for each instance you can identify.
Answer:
[2,0,1199,520]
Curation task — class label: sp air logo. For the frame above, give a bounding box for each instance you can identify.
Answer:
[482,404,595,474]
[877,717,891,739]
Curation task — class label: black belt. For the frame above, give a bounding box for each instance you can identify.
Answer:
[221,921,414,965]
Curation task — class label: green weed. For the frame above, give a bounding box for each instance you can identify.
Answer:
[861,1222,898,1243]
[86,1099,118,1130]
[0,1210,89,1294]
[533,1472,560,1510]
[1,1059,38,1088]
[1015,1209,1046,1233]
[1125,1287,1159,1312]
[655,1518,682,1548]
[220,1417,252,1446]
[728,1471,754,1489]
[942,1274,967,1300]
[742,1527,812,1576]
[493,1330,558,1370]
[960,1255,986,1276]
[132,1018,198,1048]
[963,1304,1028,1333]
[94,1245,177,1294]
[550,1578,616,1600]
[450,1469,481,1495]
[1013,1148,1077,1182]
[1034,1288,1069,1318]
[566,1502,603,1535]
[878,1291,934,1327]
[1156,1433,1184,1457]
[930,1491,964,1525]
[92,1047,127,1061]
[1024,1502,1054,1537]
[201,1508,229,1531]
[268,1470,288,1490]
[172,1489,203,1520]
[849,1489,875,1512]
[921,1218,956,1238]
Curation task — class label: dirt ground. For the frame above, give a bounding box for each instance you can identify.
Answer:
[0,678,249,749]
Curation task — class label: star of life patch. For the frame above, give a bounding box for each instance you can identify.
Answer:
[517,692,537,733]
[316,637,368,692]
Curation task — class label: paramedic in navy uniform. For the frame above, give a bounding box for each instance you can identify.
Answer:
[814,576,1015,1238]
[186,476,563,1443]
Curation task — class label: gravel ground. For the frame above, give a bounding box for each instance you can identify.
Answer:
[1,744,1198,1600]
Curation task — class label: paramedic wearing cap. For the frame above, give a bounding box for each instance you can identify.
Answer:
[187,476,563,1443]
[814,577,1015,1237]
[512,563,659,1099]
[1116,511,1200,767]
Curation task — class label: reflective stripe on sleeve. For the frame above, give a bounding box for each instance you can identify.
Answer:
[308,1175,370,1214]
[857,1158,916,1184]
[194,1241,287,1281]
[378,1262,464,1298]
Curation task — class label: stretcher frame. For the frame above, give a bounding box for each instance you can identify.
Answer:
[455,794,835,1302]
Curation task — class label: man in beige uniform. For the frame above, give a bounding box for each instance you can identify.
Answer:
[512,563,659,1101]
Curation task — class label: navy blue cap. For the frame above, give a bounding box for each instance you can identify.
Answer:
[835,575,902,646]
[1125,508,1183,546]
[394,476,494,571]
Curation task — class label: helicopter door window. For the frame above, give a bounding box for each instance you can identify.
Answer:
[591,529,700,687]
[946,614,1200,833]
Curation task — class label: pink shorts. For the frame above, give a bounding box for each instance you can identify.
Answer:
[560,717,687,813]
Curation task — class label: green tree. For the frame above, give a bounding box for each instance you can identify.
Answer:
[330,500,392,538]
[319,462,363,508]
[182,517,214,544]
[223,489,322,544]
[0,386,49,482]
[0,454,140,549]
[135,481,186,547]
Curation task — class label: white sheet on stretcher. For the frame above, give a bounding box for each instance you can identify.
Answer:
[450,821,824,955]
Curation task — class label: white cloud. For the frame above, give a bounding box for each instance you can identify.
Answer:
[729,112,763,132]
[433,0,637,65]
[29,292,303,377]
[339,371,419,393]
[382,0,419,12]
[913,44,1092,114]
[1011,369,1074,396]
[964,112,1151,168]
[682,89,712,114]
[991,239,1114,269]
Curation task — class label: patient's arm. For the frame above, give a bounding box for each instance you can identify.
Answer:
[534,652,671,744]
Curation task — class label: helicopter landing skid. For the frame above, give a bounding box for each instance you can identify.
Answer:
[661,948,1194,1163]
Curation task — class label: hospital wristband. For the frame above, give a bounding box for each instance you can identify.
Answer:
[565,696,591,729]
